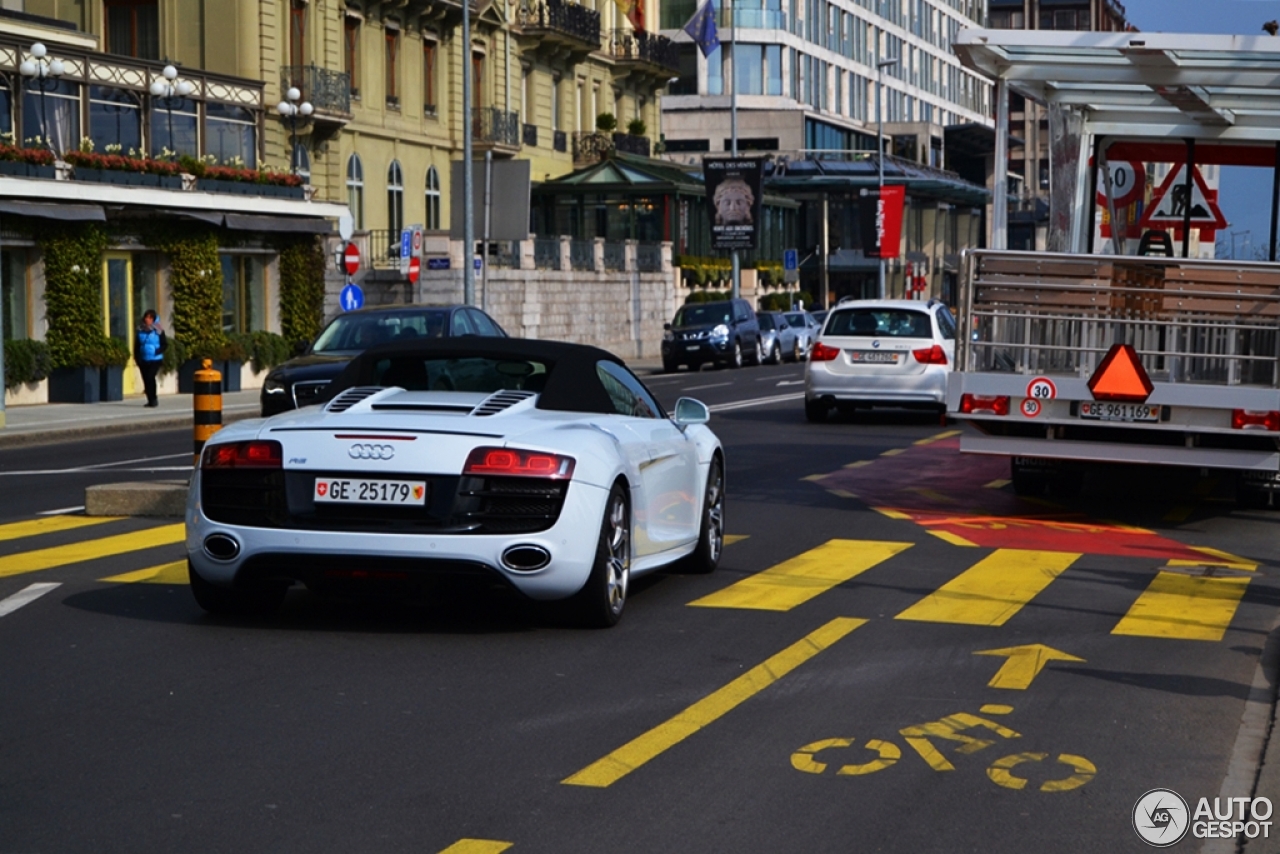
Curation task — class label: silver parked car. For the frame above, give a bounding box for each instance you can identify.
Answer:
[783,310,822,360]
[755,311,802,364]
[804,299,957,421]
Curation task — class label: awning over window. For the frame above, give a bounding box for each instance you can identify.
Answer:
[224,213,333,234]
[0,200,106,221]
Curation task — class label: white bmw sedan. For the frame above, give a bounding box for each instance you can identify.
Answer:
[804,299,957,421]
[187,338,724,627]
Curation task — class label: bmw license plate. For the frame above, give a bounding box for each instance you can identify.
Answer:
[848,350,899,363]
[1079,402,1159,422]
[314,478,427,505]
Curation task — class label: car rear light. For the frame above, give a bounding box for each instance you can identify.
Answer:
[810,342,841,362]
[912,344,948,365]
[959,394,1010,416]
[202,440,284,469]
[1231,409,1280,431]
[463,447,575,479]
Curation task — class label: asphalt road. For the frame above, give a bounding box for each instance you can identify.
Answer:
[0,361,1277,853]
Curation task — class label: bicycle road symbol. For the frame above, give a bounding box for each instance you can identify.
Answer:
[790,705,1096,793]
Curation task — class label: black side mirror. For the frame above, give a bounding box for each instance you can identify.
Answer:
[663,322,672,331]
[293,339,310,357]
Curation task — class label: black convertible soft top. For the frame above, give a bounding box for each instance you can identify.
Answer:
[321,337,629,415]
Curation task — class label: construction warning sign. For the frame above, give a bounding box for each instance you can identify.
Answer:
[1087,344,1154,402]
[1137,165,1227,236]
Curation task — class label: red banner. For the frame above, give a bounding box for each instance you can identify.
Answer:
[877,184,905,259]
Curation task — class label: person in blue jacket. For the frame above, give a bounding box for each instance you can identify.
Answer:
[135,309,166,408]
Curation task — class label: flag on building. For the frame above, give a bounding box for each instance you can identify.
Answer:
[684,0,720,57]
[613,0,645,32]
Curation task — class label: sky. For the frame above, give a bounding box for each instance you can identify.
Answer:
[1116,0,1278,257]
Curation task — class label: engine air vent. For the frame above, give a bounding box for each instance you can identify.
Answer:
[472,390,536,417]
[325,386,386,414]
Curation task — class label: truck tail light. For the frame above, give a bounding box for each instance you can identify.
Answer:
[959,394,1010,416]
[912,344,948,365]
[202,440,283,469]
[463,447,576,479]
[810,342,841,362]
[1231,410,1280,431]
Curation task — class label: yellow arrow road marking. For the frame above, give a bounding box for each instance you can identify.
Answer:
[0,524,185,579]
[689,540,911,611]
[0,515,120,543]
[974,644,1085,690]
[562,617,866,788]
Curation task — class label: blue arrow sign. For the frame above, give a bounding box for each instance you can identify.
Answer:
[340,283,364,311]
[400,230,412,258]
[783,248,799,271]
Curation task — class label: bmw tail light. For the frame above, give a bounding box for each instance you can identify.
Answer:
[463,447,576,480]
[912,344,948,365]
[1231,409,1280,431]
[810,342,841,362]
[202,440,283,469]
[959,394,1010,416]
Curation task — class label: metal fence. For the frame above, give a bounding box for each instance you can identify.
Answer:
[603,241,626,271]
[569,240,595,271]
[637,242,663,272]
[534,238,561,270]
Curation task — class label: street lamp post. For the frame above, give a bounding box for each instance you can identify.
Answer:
[149,64,194,158]
[276,86,313,175]
[876,56,899,300]
[19,42,65,154]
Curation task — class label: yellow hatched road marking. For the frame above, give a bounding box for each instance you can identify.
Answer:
[874,507,912,520]
[1188,546,1256,569]
[1112,571,1252,641]
[914,430,961,445]
[984,479,1012,489]
[101,560,188,585]
[880,448,905,457]
[843,460,874,469]
[928,530,979,548]
[895,549,1081,626]
[724,534,749,547]
[438,841,514,854]
[688,540,912,612]
[0,523,185,579]
[562,617,866,788]
[0,515,120,543]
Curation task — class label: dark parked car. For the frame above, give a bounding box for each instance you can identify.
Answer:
[259,304,507,415]
[661,298,762,372]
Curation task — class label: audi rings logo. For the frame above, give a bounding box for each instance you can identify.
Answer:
[349,443,395,460]
[1134,788,1190,847]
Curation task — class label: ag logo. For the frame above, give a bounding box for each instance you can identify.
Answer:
[1133,788,1189,847]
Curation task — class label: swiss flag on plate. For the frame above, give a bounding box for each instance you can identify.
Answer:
[317,482,328,497]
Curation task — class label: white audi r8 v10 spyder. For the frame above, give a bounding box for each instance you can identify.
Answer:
[186,338,725,627]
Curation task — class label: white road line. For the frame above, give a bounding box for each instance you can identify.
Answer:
[684,382,732,391]
[83,452,192,470]
[38,506,86,516]
[0,465,191,477]
[710,392,805,412]
[0,583,61,618]
[776,380,805,386]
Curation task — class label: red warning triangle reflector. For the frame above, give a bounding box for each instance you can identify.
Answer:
[1088,344,1153,402]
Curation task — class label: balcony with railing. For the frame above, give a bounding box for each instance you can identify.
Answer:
[472,107,521,154]
[515,0,601,59]
[572,131,651,165]
[609,28,679,77]
[280,65,352,121]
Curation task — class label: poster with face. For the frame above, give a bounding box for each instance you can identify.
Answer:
[704,156,765,250]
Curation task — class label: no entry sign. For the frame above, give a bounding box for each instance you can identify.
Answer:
[343,242,360,276]
[407,255,420,284]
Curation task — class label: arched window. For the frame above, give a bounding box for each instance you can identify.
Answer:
[346,153,364,229]
[387,160,404,236]
[425,165,441,230]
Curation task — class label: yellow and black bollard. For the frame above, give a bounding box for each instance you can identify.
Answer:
[193,358,222,465]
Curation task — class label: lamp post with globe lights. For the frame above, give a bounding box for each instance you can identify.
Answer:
[276,87,313,176]
[149,64,194,158]
[19,42,65,155]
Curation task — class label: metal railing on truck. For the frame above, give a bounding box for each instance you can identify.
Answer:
[956,251,1280,388]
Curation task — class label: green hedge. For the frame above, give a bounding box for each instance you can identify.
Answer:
[3,338,51,389]
[277,238,326,344]
[758,291,814,312]
[39,225,112,368]
[229,330,293,373]
[142,223,226,361]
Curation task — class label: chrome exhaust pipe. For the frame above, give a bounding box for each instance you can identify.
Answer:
[203,533,241,561]
[501,544,551,572]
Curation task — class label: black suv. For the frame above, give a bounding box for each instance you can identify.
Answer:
[260,304,507,416]
[661,298,762,372]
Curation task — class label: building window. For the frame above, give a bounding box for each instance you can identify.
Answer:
[344,15,360,97]
[426,165,441,229]
[105,0,159,60]
[385,28,400,109]
[290,1,307,71]
[387,160,404,235]
[221,254,266,334]
[88,85,141,154]
[423,39,437,115]
[148,95,197,158]
[347,154,364,229]
[206,102,257,167]
[292,142,310,181]
[24,80,81,154]
[473,52,486,109]
[1,249,27,341]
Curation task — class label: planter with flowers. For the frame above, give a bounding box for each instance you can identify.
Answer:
[66,142,184,189]
[182,156,305,199]
[0,143,56,179]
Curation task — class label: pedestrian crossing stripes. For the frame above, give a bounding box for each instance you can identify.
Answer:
[895,549,1081,627]
[0,514,119,543]
[1113,562,1256,642]
[0,523,184,579]
[101,560,188,585]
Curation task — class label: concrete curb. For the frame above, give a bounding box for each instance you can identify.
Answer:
[86,480,189,517]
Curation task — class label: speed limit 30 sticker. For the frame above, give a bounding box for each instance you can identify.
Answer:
[1020,398,1043,418]
[1026,377,1057,401]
